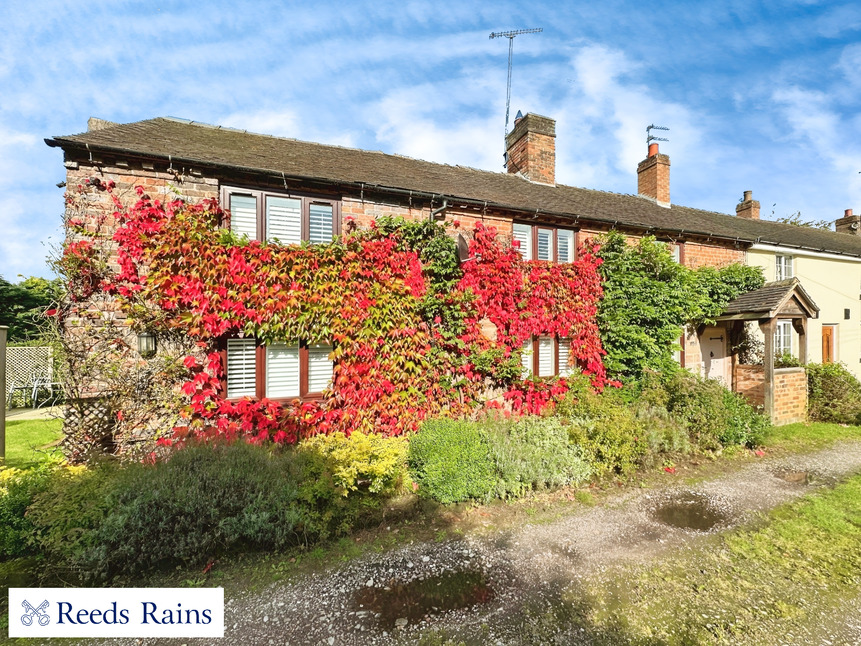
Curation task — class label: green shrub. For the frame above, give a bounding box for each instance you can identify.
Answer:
[299,431,409,496]
[483,416,591,498]
[0,461,62,558]
[24,462,122,565]
[806,362,861,424]
[296,432,410,539]
[634,404,691,455]
[408,419,496,503]
[558,391,648,477]
[774,352,802,368]
[646,371,768,449]
[29,443,307,579]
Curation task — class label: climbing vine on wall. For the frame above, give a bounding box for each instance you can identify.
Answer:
[60,184,609,450]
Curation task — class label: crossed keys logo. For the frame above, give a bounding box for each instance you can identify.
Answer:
[20,599,50,626]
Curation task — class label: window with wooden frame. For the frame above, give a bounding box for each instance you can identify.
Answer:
[521,336,573,377]
[222,187,341,244]
[512,223,575,263]
[224,338,334,401]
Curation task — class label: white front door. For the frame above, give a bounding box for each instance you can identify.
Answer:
[700,326,730,386]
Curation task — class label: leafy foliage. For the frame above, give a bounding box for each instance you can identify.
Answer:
[408,419,496,504]
[57,184,609,454]
[806,362,861,424]
[0,461,64,557]
[640,371,769,449]
[483,416,591,498]
[0,275,63,342]
[298,431,409,496]
[595,232,764,380]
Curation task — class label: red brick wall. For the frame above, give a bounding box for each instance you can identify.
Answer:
[683,242,744,269]
[733,364,807,425]
[773,367,807,425]
[734,364,765,407]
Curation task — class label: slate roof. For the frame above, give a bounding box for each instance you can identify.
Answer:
[720,278,819,319]
[46,117,861,258]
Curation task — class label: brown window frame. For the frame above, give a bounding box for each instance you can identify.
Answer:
[219,338,333,403]
[220,186,342,243]
[524,335,577,377]
[513,222,578,263]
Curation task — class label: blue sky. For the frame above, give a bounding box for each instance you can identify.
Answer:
[2,0,860,280]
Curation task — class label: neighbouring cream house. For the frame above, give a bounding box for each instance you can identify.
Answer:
[735,198,861,378]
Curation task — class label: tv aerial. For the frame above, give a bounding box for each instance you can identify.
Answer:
[490,28,543,154]
[647,124,670,145]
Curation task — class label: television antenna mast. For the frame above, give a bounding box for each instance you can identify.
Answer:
[490,28,543,148]
[646,124,670,145]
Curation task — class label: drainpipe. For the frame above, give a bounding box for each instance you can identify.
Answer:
[430,199,448,221]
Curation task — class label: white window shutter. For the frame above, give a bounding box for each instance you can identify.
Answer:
[557,230,573,263]
[538,336,555,376]
[558,338,571,376]
[512,223,532,260]
[536,229,553,261]
[307,344,333,393]
[309,204,334,244]
[229,194,258,240]
[266,343,300,398]
[266,197,302,245]
[226,338,257,398]
[521,339,533,376]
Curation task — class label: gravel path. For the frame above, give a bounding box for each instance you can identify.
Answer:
[96,440,861,646]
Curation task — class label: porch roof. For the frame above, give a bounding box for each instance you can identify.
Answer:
[716,278,820,321]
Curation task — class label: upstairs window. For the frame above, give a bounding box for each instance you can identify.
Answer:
[224,187,340,244]
[512,223,575,263]
[225,338,333,400]
[775,255,793,280]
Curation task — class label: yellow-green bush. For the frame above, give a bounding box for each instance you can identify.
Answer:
[298,431,410,496]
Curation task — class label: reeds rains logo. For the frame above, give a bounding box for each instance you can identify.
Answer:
[20,599,50,626]
[9,588,224,638]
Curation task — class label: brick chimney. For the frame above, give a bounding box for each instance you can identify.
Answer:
[835,208,860,235]
[637,142,670,207]
[736,190,760,220]
[505,113,556,185]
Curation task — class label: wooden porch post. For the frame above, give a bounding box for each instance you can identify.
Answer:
[760,317,776,420]
[793,318,808,365]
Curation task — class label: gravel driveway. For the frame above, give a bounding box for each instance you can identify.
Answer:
[93,440,861,646]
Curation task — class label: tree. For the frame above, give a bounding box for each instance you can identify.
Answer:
[772,211,832,230]
[596,232,764,381]
[0,276,64,342]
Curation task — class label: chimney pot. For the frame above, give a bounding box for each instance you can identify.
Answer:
[846,208,854,217]
[648,142,659,157]
[744,190,752,201]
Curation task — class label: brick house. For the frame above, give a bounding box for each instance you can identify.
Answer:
[45,113,861,424]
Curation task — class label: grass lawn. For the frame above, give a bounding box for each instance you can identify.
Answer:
[2,418,63,469]
[763,421,861,451]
